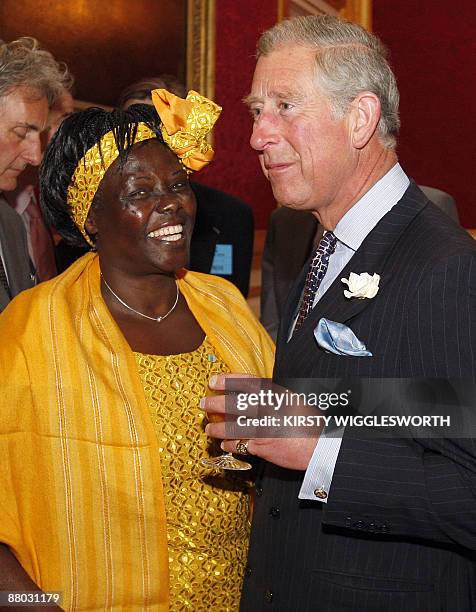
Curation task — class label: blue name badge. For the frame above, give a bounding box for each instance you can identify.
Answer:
[210,244,233,275]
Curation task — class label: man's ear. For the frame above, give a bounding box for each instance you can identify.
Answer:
[349,91,381,149]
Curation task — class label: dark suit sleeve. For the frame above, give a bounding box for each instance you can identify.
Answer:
[229,201,254,297]
[323,253,476,549]
[260,212,280,341]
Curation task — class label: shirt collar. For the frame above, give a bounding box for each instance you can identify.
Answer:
[13,185,36,216]
[334,163,410,252]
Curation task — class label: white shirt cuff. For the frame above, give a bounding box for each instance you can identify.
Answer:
[298,428,344,503]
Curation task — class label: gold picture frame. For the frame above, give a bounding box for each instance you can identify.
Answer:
[278,0,372,30]
[187,0,216,100]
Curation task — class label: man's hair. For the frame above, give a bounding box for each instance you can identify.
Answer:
[257,15,400,149]
[0,37,73,105]
[117,75,186,109]
[40,104,164,247]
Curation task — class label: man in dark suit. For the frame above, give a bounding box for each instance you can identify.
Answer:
[0,37,71,311]
[190,182,254,296]
[261,186,459,340]
[203,15,476,611]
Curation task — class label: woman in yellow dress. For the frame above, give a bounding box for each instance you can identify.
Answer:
[0,90,274,610]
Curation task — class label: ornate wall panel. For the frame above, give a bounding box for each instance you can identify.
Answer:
[187,0,216,99]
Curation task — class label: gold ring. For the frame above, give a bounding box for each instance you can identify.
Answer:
[235,439,250,456]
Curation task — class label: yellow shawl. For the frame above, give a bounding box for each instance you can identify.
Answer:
[0,253,274,611]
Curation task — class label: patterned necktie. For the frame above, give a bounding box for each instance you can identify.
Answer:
[0,253,11,297]
[294,231,337,331]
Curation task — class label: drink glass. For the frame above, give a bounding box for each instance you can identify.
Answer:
[201,412,251,471]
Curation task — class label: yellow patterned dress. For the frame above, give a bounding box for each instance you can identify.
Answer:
[134,337,251,611]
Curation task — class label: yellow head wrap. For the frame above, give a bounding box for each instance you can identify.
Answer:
[152,89,222,172]
[67,89,221,246]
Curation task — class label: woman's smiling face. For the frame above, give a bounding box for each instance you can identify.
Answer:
[86,139,196,277]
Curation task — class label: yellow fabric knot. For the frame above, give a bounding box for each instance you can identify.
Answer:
[152,89,222,173]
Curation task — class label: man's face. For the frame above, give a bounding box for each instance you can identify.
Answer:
[0,86,48,191]
[247,45,354,214]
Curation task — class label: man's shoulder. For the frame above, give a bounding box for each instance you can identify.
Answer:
[412,198,475,256]
[270,205,315,222]
[191,182,252,214]
[268,206,317,241]
[388,183,473,259]
[191,183,253,241]
[0,195,28,253]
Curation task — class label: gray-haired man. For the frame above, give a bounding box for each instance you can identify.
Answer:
[204,15,476,611]
[0,37,71,310]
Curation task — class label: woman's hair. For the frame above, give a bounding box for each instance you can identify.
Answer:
[40,104,164,247]
[0,36,72,105]
[257,15,400,150]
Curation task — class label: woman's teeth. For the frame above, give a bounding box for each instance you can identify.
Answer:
[148,224,183,241]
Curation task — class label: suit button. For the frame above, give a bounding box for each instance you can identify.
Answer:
[265,590,273,603]
[314,487,328,499]
[269,506,280,519]
[255,486,263,497]
[245,565,252,577]
[354,520,365,530]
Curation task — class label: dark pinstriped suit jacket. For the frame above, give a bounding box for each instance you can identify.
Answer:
[241,182,476,611]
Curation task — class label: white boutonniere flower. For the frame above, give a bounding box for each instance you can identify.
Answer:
[341,272,380,299]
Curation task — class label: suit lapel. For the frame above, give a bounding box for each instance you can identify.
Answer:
[288,182,429,338]
[276,255,310,346]
[0,197,34,301]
